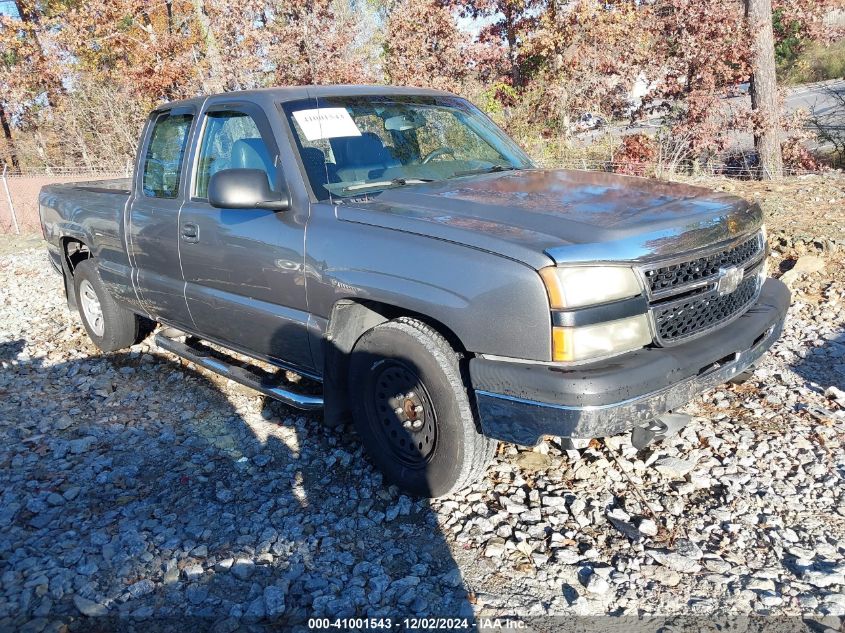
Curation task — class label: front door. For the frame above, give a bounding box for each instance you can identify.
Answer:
[127,107,195,330]
[178,102,313,371]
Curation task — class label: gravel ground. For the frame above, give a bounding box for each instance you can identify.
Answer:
[1,174,844,631]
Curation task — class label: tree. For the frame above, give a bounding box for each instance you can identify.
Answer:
[451,0,538,88]
[746,0,784,179]
[643,0,750,158]
[525,0,652,131]
[0,0,64,171]
[384,0,468,90]
[269,0,381,86]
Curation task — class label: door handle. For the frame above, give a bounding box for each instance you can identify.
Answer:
[181,222,199,243]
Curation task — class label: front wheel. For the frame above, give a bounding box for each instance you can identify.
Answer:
[348,317,497,498]
[73,259,142,352]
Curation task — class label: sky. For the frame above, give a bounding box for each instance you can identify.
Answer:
[0,0,19,18]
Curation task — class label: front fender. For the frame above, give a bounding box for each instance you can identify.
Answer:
[306,209,553,362]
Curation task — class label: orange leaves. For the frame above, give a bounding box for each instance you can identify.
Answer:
[385,0,469,91]
[57,0,206,102]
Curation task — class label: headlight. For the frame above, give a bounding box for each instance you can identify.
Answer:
[552,314,652,362]
[539,266,642,309]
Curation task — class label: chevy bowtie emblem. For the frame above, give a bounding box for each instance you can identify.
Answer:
[716,266,743,296]
[727,217,740,235]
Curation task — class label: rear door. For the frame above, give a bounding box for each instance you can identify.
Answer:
[178,101,313,371]
[127,107,196,329]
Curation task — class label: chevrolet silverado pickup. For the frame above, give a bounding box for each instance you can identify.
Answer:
[39,85,790,497]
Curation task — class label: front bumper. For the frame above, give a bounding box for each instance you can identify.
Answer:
[470,278,790,446]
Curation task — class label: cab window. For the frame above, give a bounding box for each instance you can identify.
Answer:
[194,111,275,200]
[142,112,193,199]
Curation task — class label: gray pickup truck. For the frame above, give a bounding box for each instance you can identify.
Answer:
[39,85,790,497]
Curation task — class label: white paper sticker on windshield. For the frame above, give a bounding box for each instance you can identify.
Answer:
[292,108,361,141]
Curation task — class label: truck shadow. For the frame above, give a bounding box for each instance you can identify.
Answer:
[786,329,845,413]
[0,337,478,629]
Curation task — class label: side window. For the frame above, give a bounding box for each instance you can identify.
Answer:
[142,112,193,199]
[194,111,275,200]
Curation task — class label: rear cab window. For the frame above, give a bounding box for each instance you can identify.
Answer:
[142,111,194,199]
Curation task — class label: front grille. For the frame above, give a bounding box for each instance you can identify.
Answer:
[652,273,761,343]
[644,233,764,297]
[639,231,766,346]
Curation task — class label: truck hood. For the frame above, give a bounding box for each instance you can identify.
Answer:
[336,169,762,269]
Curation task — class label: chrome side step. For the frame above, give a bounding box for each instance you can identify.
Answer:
[154,330,324,411]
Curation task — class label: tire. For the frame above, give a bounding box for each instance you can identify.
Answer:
[348,317,497,498]
[73,259,141,352]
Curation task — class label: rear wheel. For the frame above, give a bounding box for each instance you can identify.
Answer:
[349,317,497,498]
[74,259,142,352]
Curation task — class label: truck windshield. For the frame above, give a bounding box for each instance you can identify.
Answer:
[281,95,534,201]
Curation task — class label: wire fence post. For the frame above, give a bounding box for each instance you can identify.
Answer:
[1,165,20,236]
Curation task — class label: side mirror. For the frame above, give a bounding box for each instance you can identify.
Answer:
[207,168,290,211]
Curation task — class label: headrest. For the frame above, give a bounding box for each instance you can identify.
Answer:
[331,132,390,167]
[230,138,274,173]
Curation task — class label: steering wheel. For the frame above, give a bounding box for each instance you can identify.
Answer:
[421,147,456,164]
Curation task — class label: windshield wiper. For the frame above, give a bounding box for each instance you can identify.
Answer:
[450,165,517,178]
[340,178,433,194]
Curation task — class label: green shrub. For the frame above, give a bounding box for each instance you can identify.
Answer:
[779,39,845,85]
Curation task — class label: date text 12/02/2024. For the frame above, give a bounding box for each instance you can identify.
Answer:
[307,618,526,630]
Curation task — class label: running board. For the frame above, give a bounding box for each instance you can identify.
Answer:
[154,331,324,411]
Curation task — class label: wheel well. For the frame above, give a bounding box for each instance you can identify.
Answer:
[328,299,467,356]
[59,238,91,311]
[322,299,469,428]
[61,238,91,274]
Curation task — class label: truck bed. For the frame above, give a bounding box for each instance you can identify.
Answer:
[39,178,133,275]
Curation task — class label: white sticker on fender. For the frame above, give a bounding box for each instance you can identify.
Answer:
[292,108,361,141]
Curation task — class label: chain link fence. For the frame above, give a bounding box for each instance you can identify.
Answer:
[0,166,132,235]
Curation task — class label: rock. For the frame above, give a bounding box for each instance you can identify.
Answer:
[824,385,845,402]
[230,558,255,580]
[244,595,265,621]
[214,558,234,573]
[441,568,463,588]
[515,452,551,472]
[584,573,610,595]
[73,595,107,617]
[68,436,97,454]
[607,514,641,540]
[648,550,702,573]
[556,549,581,565]
[127,579,155,599]
[63,486,81,501]
[803,570,845,588]
[2,234,845,619]
[653,457,697,479]
[163,565,180,585]
[652,567,681,587]
[674,538,703,560]
[186,584,209,605]
[781,255,825,286]
[703,558,732,574]
[264,582,289,617]
[759,592,783,607]
[484,538,507,558]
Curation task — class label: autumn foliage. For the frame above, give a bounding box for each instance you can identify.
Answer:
[0,0,840,172]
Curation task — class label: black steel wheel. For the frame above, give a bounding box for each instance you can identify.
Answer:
[349,317,497,498]
[366,360,438,468]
